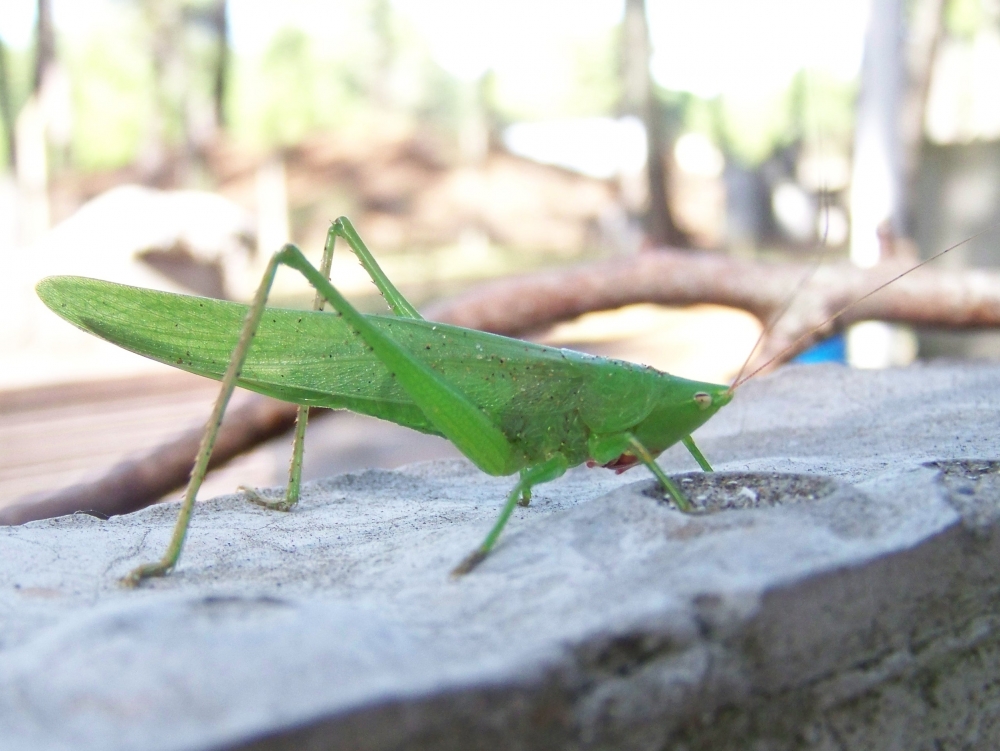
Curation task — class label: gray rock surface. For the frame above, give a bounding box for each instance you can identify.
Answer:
[4,362,1000,750]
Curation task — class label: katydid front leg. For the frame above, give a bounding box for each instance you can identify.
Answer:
[588,432,694,512]
[682,435,714,472]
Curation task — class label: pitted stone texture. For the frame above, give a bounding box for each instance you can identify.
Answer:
[2,362,1000,750]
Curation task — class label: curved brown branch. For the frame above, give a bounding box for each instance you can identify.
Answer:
[424,251,1000,366]
[425,250,784,333]
[9,248,1000,525]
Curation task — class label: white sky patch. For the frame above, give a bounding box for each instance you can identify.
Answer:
[228,0,360,56]
[2,0,127,48]
[0,0,38,49]
[392,0,625,81]
[3,0,868,100]
[648,0,868,98]
[503,116,646,178]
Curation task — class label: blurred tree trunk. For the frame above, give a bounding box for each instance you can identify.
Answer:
[140,0,183,179]
[369,0,395,110]
[849,0,908,267]
[621,0,689,248]
[0,35,14,169]
[848,0,944,259]
[848,0,941,366]
[210,0,229,130]
[900,0,945,194]
[15,0,57,242]
[136,0,231,178]
[32,0,55,93]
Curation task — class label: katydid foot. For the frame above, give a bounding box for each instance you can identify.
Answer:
[451,549,488,577]
[240,485,297,512]
[121,560,174,587]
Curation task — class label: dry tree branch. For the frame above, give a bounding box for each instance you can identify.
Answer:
[424,251,1000,365]
[7,248,1000,525]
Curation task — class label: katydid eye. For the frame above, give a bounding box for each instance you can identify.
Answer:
[693,392,712,409]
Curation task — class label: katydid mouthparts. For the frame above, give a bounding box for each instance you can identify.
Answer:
[36,215,962,585]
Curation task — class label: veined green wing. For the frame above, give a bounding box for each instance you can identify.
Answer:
[36,277,590,440]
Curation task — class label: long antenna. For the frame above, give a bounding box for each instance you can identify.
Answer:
[729,241,829,389]
[730,223,1000,392]
[731,71,835,389]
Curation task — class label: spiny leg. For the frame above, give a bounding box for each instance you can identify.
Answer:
[331,216,422,319]
[123,250,291,586]
[451,455,568,577]
[242,224,338,512]
[626,434,693,512]
[681,435,714,472]
[243,218,424,512]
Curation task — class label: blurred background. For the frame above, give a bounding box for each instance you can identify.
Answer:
[2,0,1000,512]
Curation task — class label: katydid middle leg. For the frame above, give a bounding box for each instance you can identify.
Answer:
[244,217,426,512]
[451,455,569,577]
[242,223,338,511]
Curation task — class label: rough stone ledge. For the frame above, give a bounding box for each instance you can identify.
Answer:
[2,362,1000,750]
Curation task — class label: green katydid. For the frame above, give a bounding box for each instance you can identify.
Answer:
[38,216,779,585]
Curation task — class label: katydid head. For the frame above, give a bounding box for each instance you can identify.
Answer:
[630,378,732,456]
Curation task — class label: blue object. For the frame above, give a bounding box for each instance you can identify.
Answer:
[792,333,846,364]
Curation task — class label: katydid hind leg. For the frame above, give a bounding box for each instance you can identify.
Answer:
[276,246,551,568]
[122,251,290,586]
[332,217,422,320]
[451,455,569,577]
